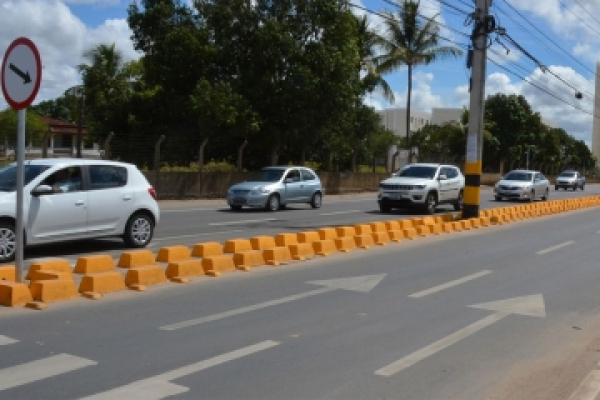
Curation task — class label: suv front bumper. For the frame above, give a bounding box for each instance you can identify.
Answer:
[378,191,427,207]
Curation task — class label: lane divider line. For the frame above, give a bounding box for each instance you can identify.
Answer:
[320,210,361,216]
[536,241,575,255]
[567,361,600,400]
[208,218,278,226]
[409,270,492,299]
[0,335,18,346]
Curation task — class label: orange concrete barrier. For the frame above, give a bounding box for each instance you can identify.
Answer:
[156,245,191,263]
[451,221,464,231]
[385,221,400,231]
[335,236,357,252]
[370,222,387,232]
[416,225,432,237]
[250,236,277,251]
[0,281,32,307]
[263,247,293,266]
[166,259,206,281]
[429,224,443,235]
[289,243,315,261]
[202,255,236,276]
[470,218,482,229]
[30,280,79,303]
[336,226,356,238]
[233,251,265,271]
[0,265,16,282]
[372,231,390,245]
[313,240,337,256]
[388,230,405,242]
[354,224,372,235]
[317,228,337,241]
[298,231,321,243]
[192,242,223,258]
[28,271,72,282]
[118,250,156,268]
[459,220,472,230]
[125,265,167,288]
[74,255,116,274]
[441,222,455,233]
[79,272,126,295]
[355,234,375,249]
[26,259,72,280]
[224,239,253,253]
[275,233,298,247]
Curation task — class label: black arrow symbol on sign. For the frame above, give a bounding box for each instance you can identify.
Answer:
[9,63,31,84]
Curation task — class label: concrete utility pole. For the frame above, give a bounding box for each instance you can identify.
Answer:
[463,0,492,219]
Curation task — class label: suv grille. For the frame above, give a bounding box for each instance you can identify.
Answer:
[380,184,414,190]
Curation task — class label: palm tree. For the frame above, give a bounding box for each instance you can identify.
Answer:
[376,0,462,159]
[355,15,393,102]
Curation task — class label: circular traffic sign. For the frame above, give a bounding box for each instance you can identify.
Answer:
[1,37,42,110]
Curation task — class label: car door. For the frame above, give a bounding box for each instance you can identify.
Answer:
[86,164,136,235]
[444,167,461,202]
[27,166,88,243]
[300,168,319,201]
[282,169,304,203]
[535,173,548,195]
[437,167,451,202]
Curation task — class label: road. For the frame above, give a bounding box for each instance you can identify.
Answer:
[21,185,600,265]
[2,187,600,398]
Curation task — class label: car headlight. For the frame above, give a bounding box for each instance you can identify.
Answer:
[414,185,426,189]
[250,187,270,195]
[522,185,530,190]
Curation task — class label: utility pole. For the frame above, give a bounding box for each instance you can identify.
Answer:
[463,0,492,219]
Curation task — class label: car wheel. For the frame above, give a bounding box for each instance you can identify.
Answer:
[581,184,585,191]
[310,192,322,209]
[541,188,549,201]
[379,203,391,213]
[494,196,502,201]
[453,190,463,211]
[123,213,154,248]
[279,204,287,210]
[554,186,558,191]
[0,222,16,263]
[424,192,437,215]
[265,194,280,211]
[230,205,242,211]
[529,190,535,202]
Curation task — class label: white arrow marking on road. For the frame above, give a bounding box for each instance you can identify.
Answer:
[0,335,17,346]
[160,274,386,331]
[375,294,545,376]
[81,341,280,400]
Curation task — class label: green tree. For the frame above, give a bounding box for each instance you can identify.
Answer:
[376,0,462,157]
[0,109,48,149]
[30,97,72,121]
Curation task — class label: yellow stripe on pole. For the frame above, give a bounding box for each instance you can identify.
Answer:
[464,161,482,175]
[464,186,480,205]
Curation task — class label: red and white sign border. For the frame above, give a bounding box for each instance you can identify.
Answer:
[1,37,42,110]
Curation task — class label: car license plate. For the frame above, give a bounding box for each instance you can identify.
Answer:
[386,192,407,200]
[232,197,247,204]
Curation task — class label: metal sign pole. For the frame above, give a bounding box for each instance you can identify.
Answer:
[16,109,25,282]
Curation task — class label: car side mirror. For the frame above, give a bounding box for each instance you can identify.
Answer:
[31,184,54,196]
[438,174,447,181]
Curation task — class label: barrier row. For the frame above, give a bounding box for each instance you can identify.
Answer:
[2,195,599,309]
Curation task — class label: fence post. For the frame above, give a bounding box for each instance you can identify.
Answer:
[42,128,52,158]
[154,135,165,195]
[237,140,248,172]
[103,132,114,160]
[197,138,209,197]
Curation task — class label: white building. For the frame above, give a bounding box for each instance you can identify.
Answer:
[377,108,432,139]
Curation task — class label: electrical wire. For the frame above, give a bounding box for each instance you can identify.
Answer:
[557,0,600,38]
[571,0,600,26]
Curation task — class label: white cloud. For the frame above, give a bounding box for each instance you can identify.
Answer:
[0,0,137,110]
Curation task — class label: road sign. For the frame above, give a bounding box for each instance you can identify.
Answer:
[1,37,42,110]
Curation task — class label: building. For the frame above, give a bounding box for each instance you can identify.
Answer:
[592,63,600,171]
[377,108,432,139]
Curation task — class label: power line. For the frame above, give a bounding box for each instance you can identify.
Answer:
[557,0,600,38]
[571,0,600,26]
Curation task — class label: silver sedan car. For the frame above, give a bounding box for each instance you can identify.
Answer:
[227,166,324,211]
[493,170,550,202]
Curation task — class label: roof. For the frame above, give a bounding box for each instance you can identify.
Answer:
[38,116,89,136]
[17,158,133,168]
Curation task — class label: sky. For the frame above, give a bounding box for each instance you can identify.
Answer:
[0,0,598,147]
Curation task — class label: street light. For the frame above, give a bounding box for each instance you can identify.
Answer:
[65,85,85,158]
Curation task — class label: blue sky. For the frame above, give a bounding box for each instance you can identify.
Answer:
[1,0,598,145]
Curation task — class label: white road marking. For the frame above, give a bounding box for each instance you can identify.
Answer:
[0,335,17,346]
[536,241,574,255]
[81,341,280,400]
[375,294,546,376]
[0,354,97,391]
[208,218,278,226]
[161,275,386,331]
[320,210,361,216]
[567,362,600,400]
[408,270,492,298]
[154,230,244,241]
[162,208,220,212]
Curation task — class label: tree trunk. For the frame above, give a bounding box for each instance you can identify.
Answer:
[270,145,280,166]
[351,151,358,172]
[237,140,248,172]
[406,63,413,162]
[328,151,334,171]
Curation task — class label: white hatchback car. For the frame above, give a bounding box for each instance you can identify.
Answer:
[0,159,160,262]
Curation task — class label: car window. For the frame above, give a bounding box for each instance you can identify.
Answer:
[301,169,316,181]
[445,168,458,179]
[89,165,127,190]
[559,172,575,178]
[397,166,437,179]
[0,164,50,192]
[504,171,533,181]
[41,166,83,193]
[285,169,301,182]
[255,169,285,182]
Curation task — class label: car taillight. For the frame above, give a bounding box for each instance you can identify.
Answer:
[148,187,157,201]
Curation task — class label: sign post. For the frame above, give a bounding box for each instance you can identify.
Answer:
[1,37,42,282]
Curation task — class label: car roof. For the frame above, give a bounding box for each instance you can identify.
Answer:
[262,166,312,170]
[507,169,539,174]
[20,158,134,168]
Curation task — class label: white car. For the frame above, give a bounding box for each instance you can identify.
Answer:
[493,170,549,202]
[0,159,160,262]
[378,163,465,214]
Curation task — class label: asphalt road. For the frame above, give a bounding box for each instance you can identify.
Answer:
[2,194,600,399]
[21,184,600,266]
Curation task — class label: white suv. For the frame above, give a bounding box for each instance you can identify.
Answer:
[378,163,465,214]
[0,159,160,262]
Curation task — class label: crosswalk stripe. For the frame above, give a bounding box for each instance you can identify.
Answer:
[0,353,97,391]
[0,335,18,346]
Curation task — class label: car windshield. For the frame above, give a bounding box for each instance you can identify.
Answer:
[559,172,576,177]
[252,169,286,182]
[0,164,51,192]
[396,166,438,179]
[504,172,533,181]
